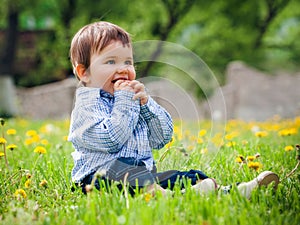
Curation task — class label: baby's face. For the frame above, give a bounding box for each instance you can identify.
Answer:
[86,40,136,94]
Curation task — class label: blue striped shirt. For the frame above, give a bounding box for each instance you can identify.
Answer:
[68,87,173,183]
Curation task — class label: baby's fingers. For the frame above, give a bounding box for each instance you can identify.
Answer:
[133,91,145,100]
[133,92,148,105]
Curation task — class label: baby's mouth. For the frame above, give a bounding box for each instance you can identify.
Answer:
[112,78,128,83]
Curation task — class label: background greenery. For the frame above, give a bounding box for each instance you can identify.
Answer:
[0,0,299,90]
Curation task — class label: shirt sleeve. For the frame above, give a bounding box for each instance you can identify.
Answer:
[69,90,140,153]
[140,96,173,149]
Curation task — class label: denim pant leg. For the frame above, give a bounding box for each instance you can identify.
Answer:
[153,169,209,190]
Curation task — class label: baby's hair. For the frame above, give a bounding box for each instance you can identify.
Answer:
[70,21,131,79]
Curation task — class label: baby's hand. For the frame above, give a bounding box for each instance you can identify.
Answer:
[114,80,134,92]
[129,80,148,105]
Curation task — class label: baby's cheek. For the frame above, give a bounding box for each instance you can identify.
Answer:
[129,67,136,80]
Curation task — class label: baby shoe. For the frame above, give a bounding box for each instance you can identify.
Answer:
[191,178,218,195]
[237,171,279,199]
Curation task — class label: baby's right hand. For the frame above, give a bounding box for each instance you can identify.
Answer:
[114,80,134,92]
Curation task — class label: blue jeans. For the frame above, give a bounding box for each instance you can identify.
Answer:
[79,157,209,195]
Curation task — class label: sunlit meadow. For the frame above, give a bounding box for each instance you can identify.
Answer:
[0,116,299,225]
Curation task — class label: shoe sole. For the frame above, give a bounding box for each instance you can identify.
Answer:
[258,172,280,190]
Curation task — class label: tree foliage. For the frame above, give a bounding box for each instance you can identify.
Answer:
[0,0,299,89]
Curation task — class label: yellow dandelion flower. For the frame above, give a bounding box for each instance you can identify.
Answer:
[165,137,175,149]
[185,130,191,135]
[187,145,194,151]
[295,117,300,126]
[25,179,31,188]
[278,128,297,136]
[6,129,17,135]
[247,156,255,161]
[226,141,236,147]
[189,135,197,142]
[235,155,245,163]
[173,125,180,134]
[0,152,5,157]
[26,130,38,137]
[225,131,239,140]
[39,124,56,134]
[288,128,297,135]
[255,131,268,138]
[284,145,294,152]
[0,137,7,144]
[14,189,27,198]
[201,148,208,154]
[225,134,233,140]
[34,146,47,154]
[197,137,204,144]
[144,193,152,203]
[235,157,243,163]
[39,179,48,187]
[247,162,262,171]
[278,129,287,136]
[24,138,34,146]
[198,129,207,137]
[7,144,17,151]
[63,136,69,141]
[31,135,40,143]
[41,139,49,145]
[242,140,249,145]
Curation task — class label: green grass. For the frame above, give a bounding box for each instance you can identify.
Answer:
[0,117,299,225]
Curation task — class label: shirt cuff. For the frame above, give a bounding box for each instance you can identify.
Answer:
[114,90,140,111]
[140,96,158,121]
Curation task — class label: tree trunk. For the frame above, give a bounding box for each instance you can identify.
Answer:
[0,2,19,74]
[0,76,18,117]
[0,2,19,117]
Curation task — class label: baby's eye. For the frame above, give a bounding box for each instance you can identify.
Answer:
[125,60,133,65]
[106,60,115,64]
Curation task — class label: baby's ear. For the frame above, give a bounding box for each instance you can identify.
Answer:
[75,64,89,83]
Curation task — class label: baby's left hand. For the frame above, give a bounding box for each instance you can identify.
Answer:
[129,80,148,105]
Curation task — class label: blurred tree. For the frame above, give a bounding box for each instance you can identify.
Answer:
[0,1,19,75]
[0,0,21,117]
[254,0,291,49]
[138,0,196,78]
[172,0,297,80]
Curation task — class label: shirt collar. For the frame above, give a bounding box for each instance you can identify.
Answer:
[100,89,114,100]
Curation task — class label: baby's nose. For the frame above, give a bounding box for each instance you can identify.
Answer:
[117,66,129,74]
